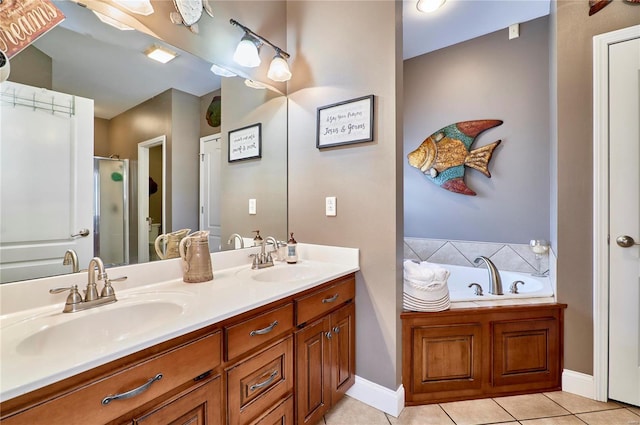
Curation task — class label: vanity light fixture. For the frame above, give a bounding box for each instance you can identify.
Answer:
[112,0,154,16]
[145,45,178,64]
[416,0,446,13]
[230,19,292,82]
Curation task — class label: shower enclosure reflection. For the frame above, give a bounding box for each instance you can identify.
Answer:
[94,157,129,267]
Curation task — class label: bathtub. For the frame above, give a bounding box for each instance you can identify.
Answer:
[409,262,555,305]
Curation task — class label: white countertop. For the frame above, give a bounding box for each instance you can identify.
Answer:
[0,244,359,402]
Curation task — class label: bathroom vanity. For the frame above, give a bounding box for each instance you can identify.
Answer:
[0,244,358,425]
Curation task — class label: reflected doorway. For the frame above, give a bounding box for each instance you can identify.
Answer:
[137,136,166,262]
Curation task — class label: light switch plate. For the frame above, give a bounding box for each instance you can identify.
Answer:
[509,23,519,40]
[325,196,336,216]
[249,198,257,215]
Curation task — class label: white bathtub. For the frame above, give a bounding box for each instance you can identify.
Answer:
[416,263,555,304]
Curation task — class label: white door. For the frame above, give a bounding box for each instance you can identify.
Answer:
[199,134,222,252]
[137,136,166,263]
[0,82,93,283]
[608,34,640,406]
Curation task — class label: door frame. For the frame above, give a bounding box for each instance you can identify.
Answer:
[592,24,640,402]
[137,135,166,262]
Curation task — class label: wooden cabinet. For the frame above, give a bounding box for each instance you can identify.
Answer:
[402,303,566,405]
[133,375,222,425]
[0,273,356,425]
[1,331,222,425]
[295,285,355,425]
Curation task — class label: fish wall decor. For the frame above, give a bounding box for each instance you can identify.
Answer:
[407,120,503,196]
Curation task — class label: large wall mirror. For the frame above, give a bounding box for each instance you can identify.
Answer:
[0,1,287,283]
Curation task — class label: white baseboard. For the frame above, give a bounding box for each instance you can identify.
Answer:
[562,369,596,399]
[345,375,405,417]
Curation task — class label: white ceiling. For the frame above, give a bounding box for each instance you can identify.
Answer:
[29,0,550,119]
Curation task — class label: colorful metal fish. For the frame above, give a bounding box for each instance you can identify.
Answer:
[407,120,503,196]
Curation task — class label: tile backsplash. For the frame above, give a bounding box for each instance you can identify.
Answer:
[404,237,551,274]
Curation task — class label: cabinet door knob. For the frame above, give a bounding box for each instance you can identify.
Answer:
[333,326,341,334]
[325,331,332,339]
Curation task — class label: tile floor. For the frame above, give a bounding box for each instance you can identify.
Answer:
[318,392,640,425]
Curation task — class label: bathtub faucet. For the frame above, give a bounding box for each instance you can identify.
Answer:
[473,256,503,295]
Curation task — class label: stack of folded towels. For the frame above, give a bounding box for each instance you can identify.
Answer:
[403,260,451,312]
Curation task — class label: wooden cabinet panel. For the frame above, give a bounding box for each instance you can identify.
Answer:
[225,303,294,361]
[226,337,294,425]
[295,315,332,425]
[295,276,355,326]
[492,317,560,390]
[409,323,483,397]
[330,302,355,406]
[250,396,293,425]
[134,375,222,425]
[1,331,221,425]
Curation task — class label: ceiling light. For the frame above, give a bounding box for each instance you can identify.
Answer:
[233,33,262,68]
[267,50,291,82]
[112,0,154,16]
[210,64,237,77]
[230,19,291,82]
[93,10,134,30]
[145,45,177,64]
[416,0,446,13]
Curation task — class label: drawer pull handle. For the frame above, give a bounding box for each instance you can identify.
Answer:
[101,373,163,405]
[249,370,278,391]
[322,294,339,303]
[250,320,279,337]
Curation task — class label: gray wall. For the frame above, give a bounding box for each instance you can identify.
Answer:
[552,1,640,375]
[287,1,404,390]
[404,16,550,244]
[220,77,288,245]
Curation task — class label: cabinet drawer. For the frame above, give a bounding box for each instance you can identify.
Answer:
[227,337,294,425]
[295,277,355,326]
[2,331,221,425]
[225,303,294,361]
[250,395,293,425]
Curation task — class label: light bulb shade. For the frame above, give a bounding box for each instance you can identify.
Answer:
[233,34,261,68]
[112,0,154,16]
[416,0,446,13]
[267,55,291,82]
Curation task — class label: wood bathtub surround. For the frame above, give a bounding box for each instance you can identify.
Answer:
[0,274,356,425]
[402,303,566,405]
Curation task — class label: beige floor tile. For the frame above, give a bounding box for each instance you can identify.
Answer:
[577,408,640,425]
[439,398,515,425]
[520,416,586,425]
[387,404,454,425]
[495,393,570,420]
[324,396,390,425]
[627,405,640,416]
[543,391,621,413]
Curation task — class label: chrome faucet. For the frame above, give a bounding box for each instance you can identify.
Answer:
[50,256,127,313]
[265,236,283,261]
[227,233,244,249]
[473,256,503,295]
[63,249,80,273]
[249,237,276,270]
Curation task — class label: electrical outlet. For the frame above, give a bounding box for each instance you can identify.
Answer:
[249,198,256,215]
[325,196,336,216]
[509,23,520,40]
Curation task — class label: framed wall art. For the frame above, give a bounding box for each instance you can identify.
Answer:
[316,95,374,149]
[228,123,261,162]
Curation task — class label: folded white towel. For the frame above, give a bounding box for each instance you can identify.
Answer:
[403,260,449,284]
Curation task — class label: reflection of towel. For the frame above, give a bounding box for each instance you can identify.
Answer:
[403,260,449,284]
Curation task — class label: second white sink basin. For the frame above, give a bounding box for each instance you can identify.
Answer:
[13,297,188,356]
[251,264,319,282]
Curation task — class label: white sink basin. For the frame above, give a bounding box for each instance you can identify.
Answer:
[11,295,189,357]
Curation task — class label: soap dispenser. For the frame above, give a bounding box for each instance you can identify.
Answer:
[253,230,264,248]
[286,232,298,264]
